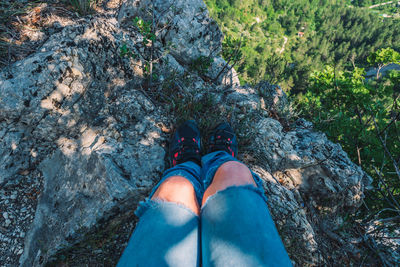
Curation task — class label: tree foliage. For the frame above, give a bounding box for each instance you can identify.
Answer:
[205,0,400,92]
[367,47,400,79]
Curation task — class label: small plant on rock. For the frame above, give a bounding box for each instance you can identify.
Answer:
[214,34,245,83]
[119,43,136,58]
[119,14,163,83]
[133,17,156,45]
[190,56,213,75]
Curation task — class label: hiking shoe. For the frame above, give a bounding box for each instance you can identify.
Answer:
[207,122,238,157]
[170,120,202,166]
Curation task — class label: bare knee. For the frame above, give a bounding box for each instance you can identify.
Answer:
[213,161,255,186]
[151,176,200,215]
[202,161,255,206]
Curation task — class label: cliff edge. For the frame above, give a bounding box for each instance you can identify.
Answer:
[0,0,374,266]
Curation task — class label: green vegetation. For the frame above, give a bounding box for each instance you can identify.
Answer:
[205,0,400,91]
[120,17,157,79]
[132,17,156,45]
[119,43,136,58]
[189,56,213,75]
[367,47,400,79]
[205,1,400,220]
[353,0,400,16]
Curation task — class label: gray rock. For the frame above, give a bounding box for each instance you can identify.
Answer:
[0,15,167,267]
[118,0,236,86]
[226,86,263,112]
[119,0,223,64]
[249,117,371,265]
[256,81,291,119]
[220,83,372,264]
[207,56,240,87]
[22,139,164,266]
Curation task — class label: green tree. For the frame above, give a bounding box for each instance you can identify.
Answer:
[367,47,400,79]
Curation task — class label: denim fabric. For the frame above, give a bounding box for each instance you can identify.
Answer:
[201,186,292,267]
[117,151,292,267]
[117,200,199,267]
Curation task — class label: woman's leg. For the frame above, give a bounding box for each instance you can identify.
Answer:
[118,121,203,267]
[200,123,292,267]
[201,160,292,267]
[117,166,201,267]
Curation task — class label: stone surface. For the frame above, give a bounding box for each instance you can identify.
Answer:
[118,0,238,86]
[256,81,291,119]
[207,56,240,87]
[0,0,380,266]
[0,15,168,267]
[118,0,223,64]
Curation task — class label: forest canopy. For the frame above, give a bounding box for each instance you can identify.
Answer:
[205,0,400,91]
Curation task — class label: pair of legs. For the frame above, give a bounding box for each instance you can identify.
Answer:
[117,122,292,266]
[152,160,254,215]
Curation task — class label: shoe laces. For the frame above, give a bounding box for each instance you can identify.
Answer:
[210,129,233,145]
[172,137,200,165]
[209,129,235,156]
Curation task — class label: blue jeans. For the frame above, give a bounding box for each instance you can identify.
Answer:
[117,151,292,267]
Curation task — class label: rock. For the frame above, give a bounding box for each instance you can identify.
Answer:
[256,81,291,119]
[215,83,372,264]
[226,86,263,112]
[22,140,164,265]
[365,220,400,263]
[118,0,236,86]
[118,0,223,64]
[207,56,240,87]
[255,167,321,264]
[0,14,167,267]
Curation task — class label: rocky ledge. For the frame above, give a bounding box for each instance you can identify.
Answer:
[0,0,378,266]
